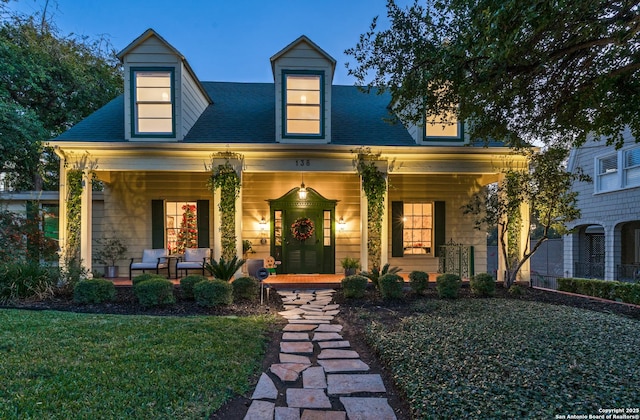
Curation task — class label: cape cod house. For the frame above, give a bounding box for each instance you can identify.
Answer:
[49,29,530,281]
[564,129,640,282]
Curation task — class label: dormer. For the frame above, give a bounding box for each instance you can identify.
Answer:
[270,36,336,144]
[117,29,211,141]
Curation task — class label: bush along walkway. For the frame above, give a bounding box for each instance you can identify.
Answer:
[244,289,397,420]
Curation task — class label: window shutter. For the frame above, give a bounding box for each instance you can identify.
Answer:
[151,200,165,249]
[391,201,404,257]
[197,200,210,248]
[434,201,446,257]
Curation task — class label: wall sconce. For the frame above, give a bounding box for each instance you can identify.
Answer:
[298,174,308,200]
[259,217,267,244]
[338,217,346,231]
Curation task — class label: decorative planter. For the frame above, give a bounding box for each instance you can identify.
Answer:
[344,268,357,277]
[105,266,119,278]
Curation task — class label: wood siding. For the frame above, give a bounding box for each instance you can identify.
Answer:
[122,36,183,141]
[387,173,489,275]
[241,172,360,274]
[100,172,212,273]
[273,41,333,143]
[181,66,209,136]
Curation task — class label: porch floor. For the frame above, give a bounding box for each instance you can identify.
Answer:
[109,273,346,289]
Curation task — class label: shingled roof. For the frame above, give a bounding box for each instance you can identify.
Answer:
[55,82,414,145]
[54,81,504,147]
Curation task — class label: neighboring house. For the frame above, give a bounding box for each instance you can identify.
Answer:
[564,129,640,281]
[49,29,529,279]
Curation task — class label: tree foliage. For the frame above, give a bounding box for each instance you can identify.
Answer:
[347,0,640,148]
[463,146,590,287]
[0,8,122,190]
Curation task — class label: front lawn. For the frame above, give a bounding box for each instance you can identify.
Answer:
[363,299,640,419]
[0,309,275,418]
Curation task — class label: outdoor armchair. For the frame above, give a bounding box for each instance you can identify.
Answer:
[175,248,211,278]
[129,249,169,279]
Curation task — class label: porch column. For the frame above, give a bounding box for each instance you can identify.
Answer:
[212,188,222,261]
[359,179,368,272]
[236,169,243,261]
[80,169,93,274]
[518,201,531,284]
[563,232,575,278]
[605,225,617,281]
[380,174,389,268]
[496,218,506,283]
[58,156,68,265]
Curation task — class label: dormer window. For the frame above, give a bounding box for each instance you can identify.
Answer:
[132,68,175,137]
[283,71,324,138]
[425,107,463,141]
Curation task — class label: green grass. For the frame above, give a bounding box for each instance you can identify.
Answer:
[0,309,275,419]
[364,299,640,419]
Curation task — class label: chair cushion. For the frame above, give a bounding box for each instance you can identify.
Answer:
[176,261,204,269]
[131,262,168,270]
[184,248,210,262]
[142,249,167,263]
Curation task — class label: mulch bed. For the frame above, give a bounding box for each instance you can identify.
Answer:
[3,284,639,419]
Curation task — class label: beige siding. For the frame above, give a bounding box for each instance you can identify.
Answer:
[387,174,488,277]
[101,172,212,275]
[241,172,360,274]
[181,64,209,135]
[122,36,182,141]
[273,42,333,143]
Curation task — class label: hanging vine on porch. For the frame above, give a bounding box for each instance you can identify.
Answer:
[61,152,98,286]
[353,147,387,270]
[207,152,242,260]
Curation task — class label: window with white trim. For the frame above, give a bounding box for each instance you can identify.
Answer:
[595,145,640,193]
[624,147,640,188]
[133,69,174,136]
[166,201,197,254]
[402,202,433,255]
[425,107,461,139]
[596,154,618,192]
[284,72,323,137]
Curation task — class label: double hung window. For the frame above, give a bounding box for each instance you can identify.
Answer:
[283,71,323,137]
[133,69,174,136]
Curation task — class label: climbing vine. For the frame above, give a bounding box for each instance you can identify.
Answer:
[60,152,97,287]
[353,147,387,270]
[207,152,242,260]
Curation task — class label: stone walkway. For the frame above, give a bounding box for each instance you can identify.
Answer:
[244,289,397,420]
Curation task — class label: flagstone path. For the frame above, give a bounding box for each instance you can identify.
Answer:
[244,289,397,420]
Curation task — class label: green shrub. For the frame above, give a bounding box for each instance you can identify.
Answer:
[379,273,404,300]
[559,277,640,305]
[341,275,368,298]
[232,276,259,301]
[360,263,401,290]
[557,277,578,293]
[0,262,59,303]
[204,256,245,282]
[132,273,164,287]
[134,278,175,307]
[508,284,524,296]
[194,279,233,307]
[408,271,429,294]
[613,282,640,305]
[470,273,496,297]
[436,273,462,299]
[180,274,208,300]
[73,279,116,304]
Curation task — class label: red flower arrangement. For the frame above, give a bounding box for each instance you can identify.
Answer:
[291,217,314,241]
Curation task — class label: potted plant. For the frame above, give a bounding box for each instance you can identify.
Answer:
[95,237,127,278]
[340,256,360,276]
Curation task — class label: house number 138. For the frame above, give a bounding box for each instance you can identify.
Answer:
[295,159,311,166]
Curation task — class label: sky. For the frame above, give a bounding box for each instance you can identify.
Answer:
[7,0,398,85]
